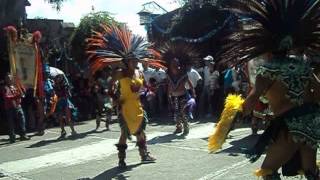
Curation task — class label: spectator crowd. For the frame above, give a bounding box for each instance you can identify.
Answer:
[0,55,250,143]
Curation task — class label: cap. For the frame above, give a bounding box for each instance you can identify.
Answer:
[203,55,214,61]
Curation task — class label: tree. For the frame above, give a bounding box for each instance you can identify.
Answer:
[45,0,67,10]
[70,11,120,66]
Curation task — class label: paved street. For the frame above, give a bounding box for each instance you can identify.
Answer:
[0,118,309,180]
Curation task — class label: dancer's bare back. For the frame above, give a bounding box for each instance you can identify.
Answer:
[243,72,320,117]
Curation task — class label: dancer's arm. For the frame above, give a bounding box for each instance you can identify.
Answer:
[187,79,196,98]
[242,75,273,116]
[108,69,123,103]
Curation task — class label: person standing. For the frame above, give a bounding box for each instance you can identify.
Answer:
[201,55,218,117]
[141,62,156,117]
[1,74,30,143]
[153,43,198,135]
[207,61,220,118]
[142,62,155,85]
[53,74,77,138]
[153,67,167,115]
[86,24,157,168]
[92,80,112,131]
[186,66,202,119]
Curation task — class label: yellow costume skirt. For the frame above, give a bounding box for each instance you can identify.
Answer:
[120,99,147,139]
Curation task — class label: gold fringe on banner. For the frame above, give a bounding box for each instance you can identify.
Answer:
[33,31,43,98]
[33,44,39,97]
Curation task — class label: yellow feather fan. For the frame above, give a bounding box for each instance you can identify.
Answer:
[208,94,245,153]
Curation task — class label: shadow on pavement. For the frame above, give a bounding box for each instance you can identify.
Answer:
[218,134,260,156]
[148,133,186,145]
[148,114,219,126]
[80,162,144,180]
[27,129,109,148]
[0,141,10,146]
[0,137,36,147]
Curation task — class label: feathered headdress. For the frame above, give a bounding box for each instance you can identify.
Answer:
[151,42,199,74]
[86,24,164,73]
[217,0,320,66]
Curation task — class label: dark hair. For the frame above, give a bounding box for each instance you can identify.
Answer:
[149,77,157,83]
[272,50,288,59]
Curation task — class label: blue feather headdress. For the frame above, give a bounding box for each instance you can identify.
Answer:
[86,24,165,73]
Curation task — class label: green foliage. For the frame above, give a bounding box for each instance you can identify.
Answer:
[45,0,66,10]
[70,11,120,65]
[76,11,117,37]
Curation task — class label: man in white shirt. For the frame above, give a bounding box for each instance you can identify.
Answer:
[231,67,241,92]
[153,67,166,84]
[186,68,202,90]
[141,62,156,117]
[142,62,155,85]
[153,67,167,115]
[200,55,220,117]
[185,66,202,119]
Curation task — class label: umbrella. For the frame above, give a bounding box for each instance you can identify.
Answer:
[49,66,65,78]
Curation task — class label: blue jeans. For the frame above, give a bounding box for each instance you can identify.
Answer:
[6,106,27,139]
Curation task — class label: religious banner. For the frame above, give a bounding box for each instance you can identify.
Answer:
[4,26,25,94]
[14,42,36,88]
[4,26,43,97]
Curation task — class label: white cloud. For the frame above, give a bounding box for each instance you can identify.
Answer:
[115,14,146,37]
[26,0,179,36]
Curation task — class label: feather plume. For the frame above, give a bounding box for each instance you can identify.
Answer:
[254,169,273,177]
[150,42,200,73]
[86,23,152,73]
[218,0,320,66]
[208,94,245,153]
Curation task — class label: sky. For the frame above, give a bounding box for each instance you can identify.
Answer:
[26,0,180,37]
